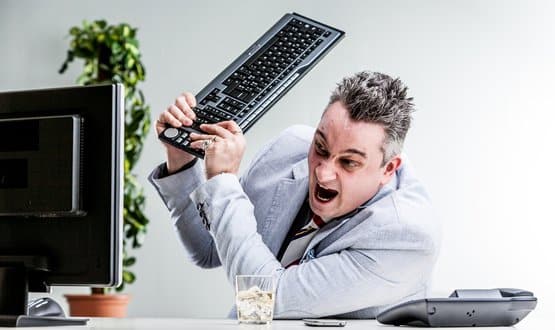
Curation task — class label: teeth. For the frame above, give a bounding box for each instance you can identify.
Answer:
[316,184,337,202]
[317,191,332,202]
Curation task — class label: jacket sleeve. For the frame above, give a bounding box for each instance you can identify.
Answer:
[146,127,296,269]
[148,161,221,268]
[190,174,438,318]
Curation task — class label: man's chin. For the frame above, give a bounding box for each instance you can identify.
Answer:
[309,196,339,220]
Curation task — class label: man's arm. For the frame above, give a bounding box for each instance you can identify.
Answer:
[148,160,221,268]
[191,174,438,318]
[149,91,225,268]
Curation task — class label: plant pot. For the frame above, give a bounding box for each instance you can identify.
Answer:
[65,294,131,317]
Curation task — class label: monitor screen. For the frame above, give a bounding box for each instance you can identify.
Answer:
[0,84,123,323]
[0,115,83,216]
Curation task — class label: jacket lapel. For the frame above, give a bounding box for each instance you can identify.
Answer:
[260,158,309,256]
[304,217,349,253]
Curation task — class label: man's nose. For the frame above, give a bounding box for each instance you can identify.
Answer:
[315,160,336,182]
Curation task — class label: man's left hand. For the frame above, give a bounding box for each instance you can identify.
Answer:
[189,121,246,180]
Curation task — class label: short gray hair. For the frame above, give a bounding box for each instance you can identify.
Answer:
[328,71,414,166]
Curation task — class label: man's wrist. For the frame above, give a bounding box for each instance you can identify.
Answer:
[206,171,238,180]
[161,158,198,178]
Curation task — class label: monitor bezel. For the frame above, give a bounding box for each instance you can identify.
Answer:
[0,83,123,288]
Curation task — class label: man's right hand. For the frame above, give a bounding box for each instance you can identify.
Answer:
[156,91,198,174]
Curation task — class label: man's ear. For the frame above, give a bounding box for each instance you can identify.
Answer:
[380,155,402,185]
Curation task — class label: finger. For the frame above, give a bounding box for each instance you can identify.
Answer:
[182,91,197,108]
[175,96,196,120]
[214,120,242,134]
[189,139,218,151]
[160,110,183,128]
[168,104,193,126]
[200,123,234,139]
[189,132,217,142]
[188,140,205,150]
[156,113,167,126]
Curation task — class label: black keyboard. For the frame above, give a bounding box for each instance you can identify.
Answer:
[159,13,344,158]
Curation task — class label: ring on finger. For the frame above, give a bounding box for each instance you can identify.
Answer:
[202,139,212,151]
[202,136,219,151]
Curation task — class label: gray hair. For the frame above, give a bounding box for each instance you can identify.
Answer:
[328,71,414,166]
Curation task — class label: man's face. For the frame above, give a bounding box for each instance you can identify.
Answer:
[308,101,400,221]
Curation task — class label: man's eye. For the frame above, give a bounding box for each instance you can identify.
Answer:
[315,143,327,155]
[341,159,359,168]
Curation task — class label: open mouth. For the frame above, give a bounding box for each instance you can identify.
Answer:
[315,183,339,203]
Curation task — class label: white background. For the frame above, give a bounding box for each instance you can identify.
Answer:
[1,0,554,319]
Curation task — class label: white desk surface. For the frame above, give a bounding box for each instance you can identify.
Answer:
[7,316,548,329]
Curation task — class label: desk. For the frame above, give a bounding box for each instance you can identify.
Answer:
[3,316,548,329]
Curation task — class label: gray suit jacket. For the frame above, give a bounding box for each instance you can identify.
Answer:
[149,125,441,319]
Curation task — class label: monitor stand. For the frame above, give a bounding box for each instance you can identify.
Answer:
[0,256,88,327]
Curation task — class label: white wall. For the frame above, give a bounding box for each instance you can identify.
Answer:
[1,0,554,319]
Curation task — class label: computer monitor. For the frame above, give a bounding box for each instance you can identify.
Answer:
[0,84,123,326]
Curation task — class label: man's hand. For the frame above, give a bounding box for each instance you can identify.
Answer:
[189,121,246,180]
[156,91,197,174]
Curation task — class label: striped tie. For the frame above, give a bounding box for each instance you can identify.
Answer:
[280,213,326,268]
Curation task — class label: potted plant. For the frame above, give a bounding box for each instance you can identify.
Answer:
[59,20,151,317]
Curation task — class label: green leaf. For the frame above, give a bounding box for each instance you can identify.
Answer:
[123,257,136,267]
[69,27,80,36]
[96,20,107,29]
[125,56,135,69]
[111,42,122,54]
[124,43,139,56]
[122,25,130,38]
[122,270,136,284]
[115,282,125,292]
